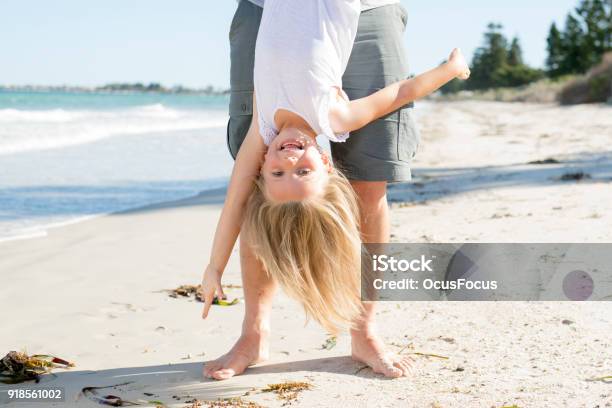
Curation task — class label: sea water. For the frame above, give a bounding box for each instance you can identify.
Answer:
[0,90,233,242]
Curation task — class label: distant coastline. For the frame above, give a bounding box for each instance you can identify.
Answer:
[0,82,229,95]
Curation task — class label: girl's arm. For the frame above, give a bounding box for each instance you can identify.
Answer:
[201,94,266,318]
[331,48,470,133]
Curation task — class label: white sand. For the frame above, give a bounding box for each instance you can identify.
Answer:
[1,101,611,407]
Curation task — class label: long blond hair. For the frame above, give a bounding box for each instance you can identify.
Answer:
[243,168,363,333]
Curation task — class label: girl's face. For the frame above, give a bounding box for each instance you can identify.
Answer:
[261,129,332,203]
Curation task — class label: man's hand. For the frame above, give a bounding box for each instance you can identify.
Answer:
[201,264,225,319]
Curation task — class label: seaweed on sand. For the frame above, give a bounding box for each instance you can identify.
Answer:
[586,375,612,383]
[407,352,449,360]
[169,285,200,298]
[81,382,142,406]
[321,336,337,350]
[166,284,239,305]
[0,351,74,384]
[395,343,449,360]
[262,381,312,402]
[559,171,591,181]
[527,158,560,165]
[81,381,169,407]
[185,397,264,407]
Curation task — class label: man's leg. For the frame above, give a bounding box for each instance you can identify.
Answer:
[349,181,415,378]
[203,235,277,380]
[203,0,272,380]
[332,4,419,378]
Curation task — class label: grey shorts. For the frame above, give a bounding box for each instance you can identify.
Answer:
[227,0,419,182]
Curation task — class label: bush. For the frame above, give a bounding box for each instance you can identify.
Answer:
[440,78,466,95]
[559,52,612,104]
[492,65,545,88]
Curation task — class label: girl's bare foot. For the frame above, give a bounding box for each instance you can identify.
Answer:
[448,48,471,80]
[203,331,269,380]
[351,326,416,378]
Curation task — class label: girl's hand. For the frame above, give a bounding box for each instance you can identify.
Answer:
[448,48,471,80]
[201,264,225,319]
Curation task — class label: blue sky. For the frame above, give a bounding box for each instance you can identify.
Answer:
[0,0,578,88]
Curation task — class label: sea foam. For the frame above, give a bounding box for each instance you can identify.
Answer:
[0,104,228,154]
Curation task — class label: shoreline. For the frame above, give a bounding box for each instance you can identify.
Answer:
[0,185,229,245]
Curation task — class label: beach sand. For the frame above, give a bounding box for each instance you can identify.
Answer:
[1,101,611,407]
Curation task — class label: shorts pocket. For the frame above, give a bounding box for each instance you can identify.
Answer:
[227,91,254,159]
[229,90,253,116]
[397,4,408,30]
[398,107,420,161]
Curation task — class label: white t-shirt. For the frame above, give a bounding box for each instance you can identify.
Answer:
[254,0,360,144]
[245,0,399,11]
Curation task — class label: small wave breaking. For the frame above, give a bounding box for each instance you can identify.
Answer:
[0,104,228,154]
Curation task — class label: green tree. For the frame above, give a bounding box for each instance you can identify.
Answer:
[546,23,565,77]
[442,22,543,93]
[469,23,509,90]
[576,0,612,67]
[492,64,544,87]
[548,0,611,77]
[467,23,542,90]
[508,37,524,66]
[146,82,162,91]
[560,13,591,74]
[439,77,465,94]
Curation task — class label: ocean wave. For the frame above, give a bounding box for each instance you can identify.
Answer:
[0,105,228,154]
[0,108,88,122]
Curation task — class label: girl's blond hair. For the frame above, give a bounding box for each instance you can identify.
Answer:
[243,167,363,333]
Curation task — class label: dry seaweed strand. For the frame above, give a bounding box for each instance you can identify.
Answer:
[185,397,264,408]
[586,375,612,383]
[82,382,168,407]
[262,381,312,402]
[408,352,449,360]
[170,285,200,298]
[0,351,74,384]
[393,343,449,360]
[321,336,337,350]
[80,381,141,406]
[167,284,239,305]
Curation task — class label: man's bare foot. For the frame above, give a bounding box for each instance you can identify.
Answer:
[203,331,269,380]
[351,327,416,378]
